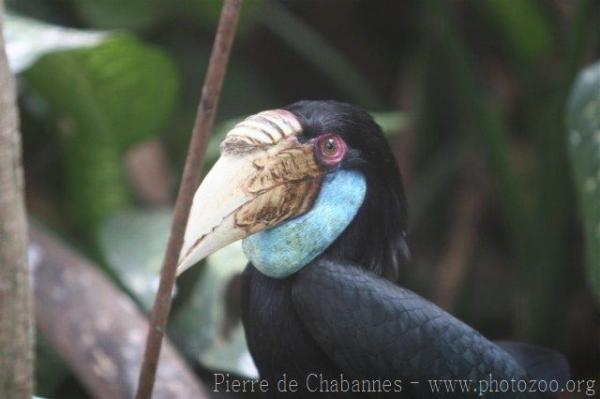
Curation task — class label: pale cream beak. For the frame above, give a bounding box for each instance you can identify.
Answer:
[176,110,325,276]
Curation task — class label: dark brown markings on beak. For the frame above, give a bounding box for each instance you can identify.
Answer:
[244,142,323,194]
[235,141,324,231]
[235,176,322,232]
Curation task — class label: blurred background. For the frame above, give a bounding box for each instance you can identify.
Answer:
[4,0,600,397]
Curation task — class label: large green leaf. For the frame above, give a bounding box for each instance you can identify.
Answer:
[567,61,600,304]
[26,35,179,149]
[24,35,179,231]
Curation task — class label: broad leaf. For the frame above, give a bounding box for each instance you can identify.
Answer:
[26,35,179,149]
[24,34,179,231]
[567,61,600,304]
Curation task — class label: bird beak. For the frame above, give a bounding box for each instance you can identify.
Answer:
[176,110,325,276]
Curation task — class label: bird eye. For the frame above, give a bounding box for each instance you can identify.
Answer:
[323,137,337,154]
[316,134,347,166]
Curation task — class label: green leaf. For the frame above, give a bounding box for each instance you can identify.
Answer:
[567,61,600,304]
[170,242,257,378]
[4,13,107,73]
[98,209,171,309]
[25,35,179,231]
[27,35,179,150]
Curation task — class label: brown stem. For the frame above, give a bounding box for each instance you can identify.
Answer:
[0,2,34,397]
[135,1,243,397]
[30,223,207,399]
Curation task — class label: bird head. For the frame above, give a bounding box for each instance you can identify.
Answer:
[177,100,409,279]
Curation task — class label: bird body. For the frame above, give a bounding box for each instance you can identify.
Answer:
[242,258,570,398]
[178,100,568,398]
[242,260,535,397]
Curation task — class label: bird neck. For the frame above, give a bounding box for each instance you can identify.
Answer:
[320,167,409,281]
[242,170,367,279]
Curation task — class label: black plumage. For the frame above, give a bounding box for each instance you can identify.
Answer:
[240,101,568,398]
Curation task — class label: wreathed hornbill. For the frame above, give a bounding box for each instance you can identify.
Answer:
[177,101,568,397]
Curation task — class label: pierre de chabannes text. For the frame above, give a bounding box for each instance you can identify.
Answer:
[213,372,597,396]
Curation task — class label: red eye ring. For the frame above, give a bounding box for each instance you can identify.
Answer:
[315,133,347,166]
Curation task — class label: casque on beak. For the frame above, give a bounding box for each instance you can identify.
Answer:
[177,110,325,276]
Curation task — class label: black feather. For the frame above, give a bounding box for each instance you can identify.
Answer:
[293,260,532,398]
